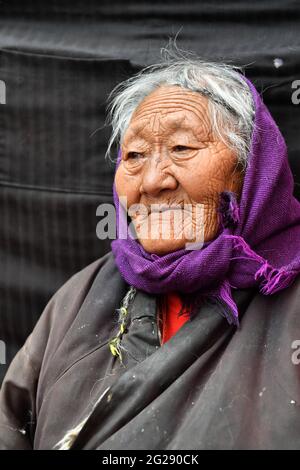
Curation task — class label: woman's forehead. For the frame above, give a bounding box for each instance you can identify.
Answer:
[124,90,211,142]
[123,118,209,146]
[131,85,209,118]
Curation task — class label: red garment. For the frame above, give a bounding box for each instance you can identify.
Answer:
[160,292,190,344]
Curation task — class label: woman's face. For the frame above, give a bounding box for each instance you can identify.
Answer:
[115,85,244,255]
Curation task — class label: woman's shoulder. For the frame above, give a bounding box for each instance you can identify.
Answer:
[236,272,300,330]
[23,251,121,363]
[42,250,121,330]
[55,250,116,299]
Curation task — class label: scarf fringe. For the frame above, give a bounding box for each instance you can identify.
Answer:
[212,235,298,327]
[225,234,297,295]
[208,279,240,328]
[215,194,297,324]
[255,263,297,294]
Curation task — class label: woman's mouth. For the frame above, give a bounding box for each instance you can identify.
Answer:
[148,204,184,214]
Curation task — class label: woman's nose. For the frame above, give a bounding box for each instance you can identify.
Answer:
[139,155,178,196]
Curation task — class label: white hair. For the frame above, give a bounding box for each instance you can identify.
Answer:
[104,43,255,171]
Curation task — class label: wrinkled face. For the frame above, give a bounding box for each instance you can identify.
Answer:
[115,85,244,255]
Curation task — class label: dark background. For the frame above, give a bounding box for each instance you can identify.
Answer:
[0,0,300,383]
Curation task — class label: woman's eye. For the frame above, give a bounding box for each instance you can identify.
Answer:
[173,145,190,152]
[127,151,143,160]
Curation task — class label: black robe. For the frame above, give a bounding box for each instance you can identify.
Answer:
[0,251,300,450]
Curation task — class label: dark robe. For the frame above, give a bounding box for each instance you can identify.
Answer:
[0,251,300,450]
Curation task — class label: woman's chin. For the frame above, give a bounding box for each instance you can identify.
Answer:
[138,237,190,256]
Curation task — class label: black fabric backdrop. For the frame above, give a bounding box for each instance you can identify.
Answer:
[0,0,299,383]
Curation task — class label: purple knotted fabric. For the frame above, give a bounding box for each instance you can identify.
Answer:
[111,75,300,326]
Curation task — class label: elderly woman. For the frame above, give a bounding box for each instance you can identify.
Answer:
[1,52,300,450]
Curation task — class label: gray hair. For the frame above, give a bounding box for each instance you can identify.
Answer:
[104,45,255,171]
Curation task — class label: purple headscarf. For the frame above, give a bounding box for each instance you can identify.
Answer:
[111,75,300,326]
